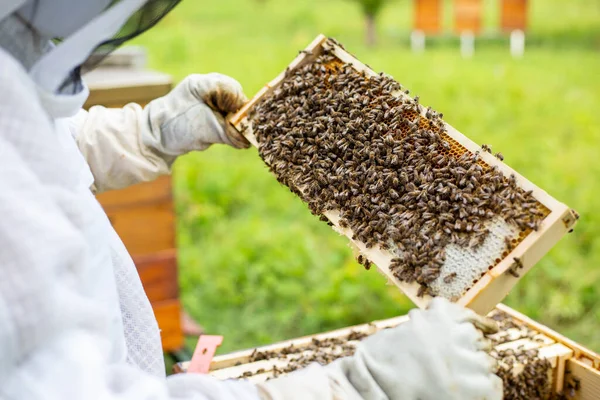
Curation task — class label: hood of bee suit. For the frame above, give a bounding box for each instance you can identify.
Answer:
[0,0,149,117]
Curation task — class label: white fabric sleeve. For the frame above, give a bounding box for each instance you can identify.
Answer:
[73,73,248,195]
[0,135,261,400]
[71,104,172,194]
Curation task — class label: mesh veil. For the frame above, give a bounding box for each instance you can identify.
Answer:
[90,0,180,66]
[59,0,181,93]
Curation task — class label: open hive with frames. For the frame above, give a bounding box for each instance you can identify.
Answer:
[228,34,578,315]
[174,305,600,400]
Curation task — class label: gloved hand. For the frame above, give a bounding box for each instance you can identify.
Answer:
[145,72,250,152]
[73,73,250,194]
[257,298,502,400]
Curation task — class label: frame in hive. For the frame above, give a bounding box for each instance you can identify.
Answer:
[228,34,578,315]
[175,306,600,399]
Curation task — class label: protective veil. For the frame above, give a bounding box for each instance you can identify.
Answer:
[0,1,502,399]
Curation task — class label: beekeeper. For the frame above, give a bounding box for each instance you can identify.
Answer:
[0,1,503,399]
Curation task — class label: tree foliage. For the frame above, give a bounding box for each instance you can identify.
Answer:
[353,0,387,17]
[349,0,389,46]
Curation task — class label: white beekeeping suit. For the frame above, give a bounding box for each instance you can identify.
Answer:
[0,1,503,399]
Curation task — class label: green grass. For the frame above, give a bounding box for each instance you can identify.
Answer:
[132,0,600,355]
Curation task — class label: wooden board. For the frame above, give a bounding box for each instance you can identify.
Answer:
[96,175,173,209]
[454,0,483,34]
[133,249,179,304]
[83,68,172,109]
[103,201,176,255]
[414,0,443,34]
[153,299,185,352]
[500,0,528,32]
[566,359,600,400]
[97,176,175,256]
[226,35,577,315]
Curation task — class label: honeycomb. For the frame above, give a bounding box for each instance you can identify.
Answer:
[333,60,550,297]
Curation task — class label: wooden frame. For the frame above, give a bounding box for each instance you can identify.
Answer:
[226,34,577,315]
[174,305,599,398]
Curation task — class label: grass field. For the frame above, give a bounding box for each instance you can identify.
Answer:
[132,0,600,355]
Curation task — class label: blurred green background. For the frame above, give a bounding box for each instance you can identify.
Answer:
[132,0,600,355]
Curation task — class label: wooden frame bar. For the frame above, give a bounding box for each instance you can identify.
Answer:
[226,35,577,315]
[566,359,600,399]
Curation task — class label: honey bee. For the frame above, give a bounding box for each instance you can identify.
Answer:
[443,272,457,284]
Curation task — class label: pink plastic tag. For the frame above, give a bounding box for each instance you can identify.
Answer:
[188,335,224,374]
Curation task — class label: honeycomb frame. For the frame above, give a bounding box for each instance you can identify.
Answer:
[228,34,578,315]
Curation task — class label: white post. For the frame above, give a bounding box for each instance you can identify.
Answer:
[510,29,526,58]
[460,31,475,58]
[410,30,426,53]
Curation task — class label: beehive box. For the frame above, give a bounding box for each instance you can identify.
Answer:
[174,305,600,399]
[227,34,577,315]
[85,68,185,352]
[414,0,443,34]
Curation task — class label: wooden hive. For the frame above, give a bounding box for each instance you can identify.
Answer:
[500,0,528,33]
[85,67,185,352]
[226,35,577,316]
[454,0,483,34]
[414,0,443,34]
[175,304,600,400]
[174,305,600,399]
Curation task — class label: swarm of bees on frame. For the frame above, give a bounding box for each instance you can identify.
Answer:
[228,311,574,399]
[250,42,548,297]
[237,331,368,378]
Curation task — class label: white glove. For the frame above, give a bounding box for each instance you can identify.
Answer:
[145,72,250,153]
[74,73,249,193]
[258,298,502,400]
